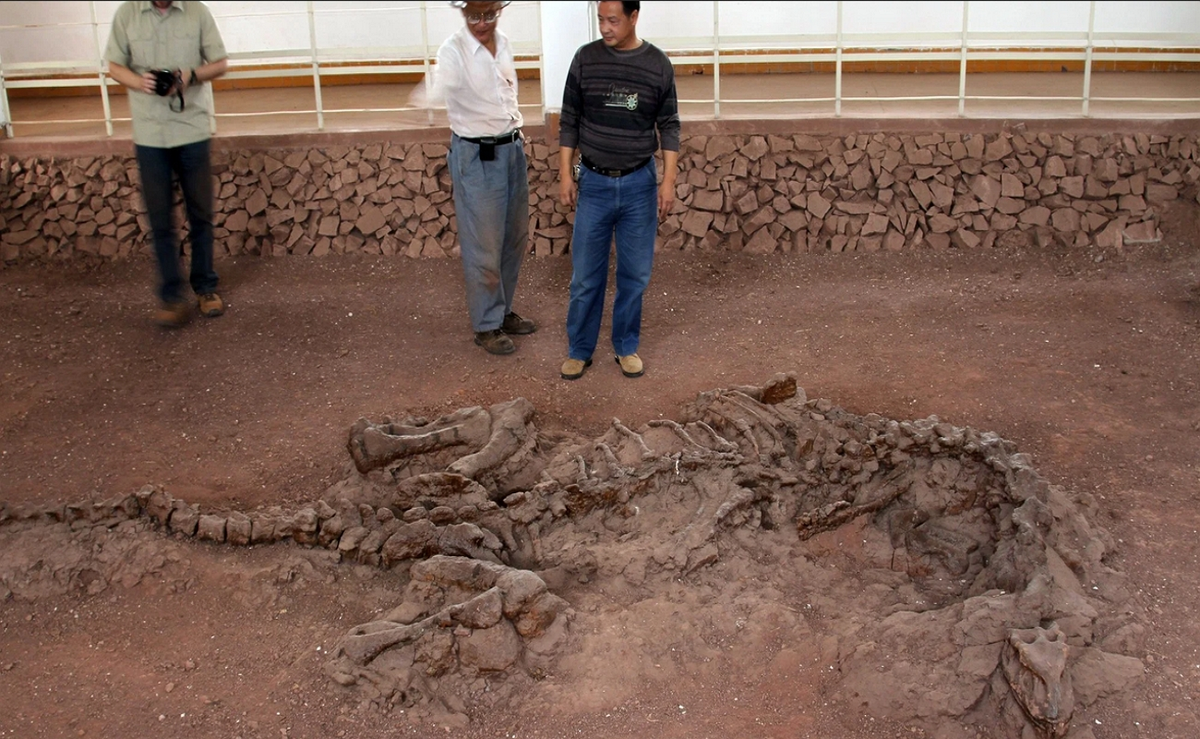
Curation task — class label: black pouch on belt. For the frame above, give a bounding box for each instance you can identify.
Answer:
[479,141,496,161]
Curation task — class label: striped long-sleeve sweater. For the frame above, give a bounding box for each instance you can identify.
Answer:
[559,39,681,172]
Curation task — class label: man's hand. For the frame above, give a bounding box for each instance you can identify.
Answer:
[138,71,160,95]
[657,150,679,220]
[657,180,675,220]
[558,146,578,209]
[560,177,577,209]
[139,69,185,95]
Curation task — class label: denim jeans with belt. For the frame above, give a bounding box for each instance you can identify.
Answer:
[448,132,530,333]
[135,139,218,304]
[566,160,658,360]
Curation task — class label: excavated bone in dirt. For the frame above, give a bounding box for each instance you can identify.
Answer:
[347,398,539,496]
[322,554,570,722]
[1003,625,1074,738]
[347,405,491,474]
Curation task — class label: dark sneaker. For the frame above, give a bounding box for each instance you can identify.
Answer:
[155,301,191,329]
[560,358,592,380]
[475,329,516,355]
[615,353,644,378]
[198,292,225,317]
[502,312,536,335]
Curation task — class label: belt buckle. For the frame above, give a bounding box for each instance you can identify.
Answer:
[479,135,498,145]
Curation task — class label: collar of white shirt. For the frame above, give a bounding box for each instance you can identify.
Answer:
[460,25,502,57]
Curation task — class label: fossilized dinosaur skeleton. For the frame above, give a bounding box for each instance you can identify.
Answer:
[0,373,1145,734]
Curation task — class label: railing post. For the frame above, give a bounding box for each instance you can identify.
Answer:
[206,79,218,135]
[1082,0,1095,117]
[89,1,115,137]
[0,38,12,138]
[307,0,324,131]
[835,0,843,117]
[536,0,547,125]
[713,0,721,119]
[421,0,433,126]
[958,1,969,117]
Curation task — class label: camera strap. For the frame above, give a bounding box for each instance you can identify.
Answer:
[170,85,185,113]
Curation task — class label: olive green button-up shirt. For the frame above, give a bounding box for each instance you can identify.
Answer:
[105,1,227,148]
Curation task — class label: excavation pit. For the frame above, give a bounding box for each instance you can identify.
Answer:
[322,372,1146,737]
[0,373,1145,738]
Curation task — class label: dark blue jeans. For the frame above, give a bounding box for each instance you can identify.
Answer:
[135,140,218,304]
[566,160,658,360]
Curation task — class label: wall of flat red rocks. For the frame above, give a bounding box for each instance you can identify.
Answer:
[1,126,1198,264]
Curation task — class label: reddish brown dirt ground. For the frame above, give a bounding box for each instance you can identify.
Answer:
[1,198,1199,738]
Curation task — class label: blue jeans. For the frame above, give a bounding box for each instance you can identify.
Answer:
[135,140,218,304]
[448,133,530,332]
[566,160,658,360]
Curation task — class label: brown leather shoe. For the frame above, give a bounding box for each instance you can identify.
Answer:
[502,312,536,335]
[475,329,515,355]
[155,301,191,329]
[198,292,225,317]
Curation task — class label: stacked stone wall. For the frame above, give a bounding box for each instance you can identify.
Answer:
[1,129,1197,265]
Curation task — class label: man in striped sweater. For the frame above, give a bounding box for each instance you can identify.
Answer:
[557,1,680,380]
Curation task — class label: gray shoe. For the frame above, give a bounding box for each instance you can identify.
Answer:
[475,329,515,355]
[502,312,536,335]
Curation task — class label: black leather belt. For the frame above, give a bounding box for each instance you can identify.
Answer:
[459,129,520,161]
[460,129,521,146]
[582,156,651,178]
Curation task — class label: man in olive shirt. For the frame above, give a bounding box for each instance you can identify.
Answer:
[106,0,228,327]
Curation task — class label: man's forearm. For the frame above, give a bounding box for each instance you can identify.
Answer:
[661,149,679,186]
[190,58,228,85]
[559,146,576,180]
[107,61,144,92]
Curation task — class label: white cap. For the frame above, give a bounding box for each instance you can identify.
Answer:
[449,1,512,7]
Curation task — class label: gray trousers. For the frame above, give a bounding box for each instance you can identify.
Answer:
[447,132,530,332]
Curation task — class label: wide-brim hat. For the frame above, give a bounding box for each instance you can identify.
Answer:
[449,1,512,7]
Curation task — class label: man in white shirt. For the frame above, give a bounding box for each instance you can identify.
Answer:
[414,0,535,355]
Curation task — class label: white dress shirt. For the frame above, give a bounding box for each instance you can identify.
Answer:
[419,25,522,139]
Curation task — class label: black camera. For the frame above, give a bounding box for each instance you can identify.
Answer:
[152,69,178,96]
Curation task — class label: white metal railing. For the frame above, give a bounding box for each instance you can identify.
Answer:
[206,1,543,132]
[0,0,544,138]
[1,0,1198,138]
[661,1,1200,119]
